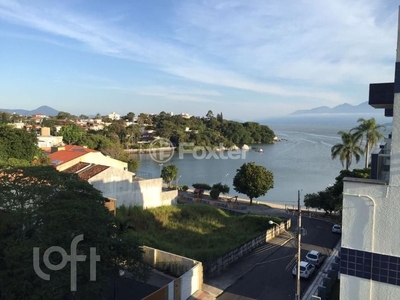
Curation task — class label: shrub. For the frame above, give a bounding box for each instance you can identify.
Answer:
[210,189,220,200]
[192,183,212,190]
[212,182,230,194]
[182,185,189,192]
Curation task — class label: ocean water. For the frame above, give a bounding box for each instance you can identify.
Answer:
[133,124,390,206]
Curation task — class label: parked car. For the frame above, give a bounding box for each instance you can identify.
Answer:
[292,261,316,279]
[305,250,325,267]
[332,224,342,234]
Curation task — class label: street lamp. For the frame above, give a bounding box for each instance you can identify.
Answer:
[268,220,294,241]
[225,173,229,185]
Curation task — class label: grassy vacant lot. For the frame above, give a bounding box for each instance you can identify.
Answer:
[117,204,282,263]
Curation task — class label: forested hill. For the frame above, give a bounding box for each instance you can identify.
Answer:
[152,113,275,147]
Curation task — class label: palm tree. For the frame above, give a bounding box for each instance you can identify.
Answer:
[331,131,364,170]
[351,118,386,168]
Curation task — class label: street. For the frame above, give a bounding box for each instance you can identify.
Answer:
[217,217,340,300]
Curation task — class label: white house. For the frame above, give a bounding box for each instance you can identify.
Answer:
[108,112,120,120]
[63,162,177,208]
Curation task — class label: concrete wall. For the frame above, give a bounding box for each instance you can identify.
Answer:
[204,219,291,277]
[142,246,202,300]
[38,135,63,147]
[161,190,178,206]
[89,171,177,208]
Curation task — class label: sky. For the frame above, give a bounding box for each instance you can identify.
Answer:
[0,0,399,121]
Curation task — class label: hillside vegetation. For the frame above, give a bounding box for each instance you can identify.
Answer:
[117,204,282,262]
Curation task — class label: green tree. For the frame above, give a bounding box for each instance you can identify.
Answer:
[0,112,10,124]
[0,166,150,299]
[107,121,128,144]
[331,131,364,170]
[351,118,386,168]
[304,189,338,215]
[59,124,85,145]
[233,162,274,205]
[101,146,140,172]
[206,110,214,119]
[125,112,135,121]
[81,133,113,150]
[56,111,73,120]
[212,182,230,194]
[210,188,220,200]
[161,165,178,188]
[192,183,212,191]
[0,125,39,164]
[304,168,370,214]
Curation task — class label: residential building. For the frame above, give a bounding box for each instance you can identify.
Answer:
[63,162,177,208]
[47,145,128,171]
[37,127,63,148]
[340,7,400,299]
[7,122,25,129]
[108,112,120,120]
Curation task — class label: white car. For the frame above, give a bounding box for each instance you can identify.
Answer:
[332,224,342,234]
[292,261,316,279]
[305,250,325,267]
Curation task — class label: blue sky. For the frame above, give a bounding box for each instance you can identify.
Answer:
[0,0,398,120]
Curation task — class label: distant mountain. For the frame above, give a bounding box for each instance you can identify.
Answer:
[254,101,391,126]
[0,105,59,116]
[291,101,376,115]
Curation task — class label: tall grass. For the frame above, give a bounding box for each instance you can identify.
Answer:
[116,204,282,263]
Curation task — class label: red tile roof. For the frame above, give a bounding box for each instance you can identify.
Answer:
[63,162,91,173]
[48,146,98,166]
[77,165,109,180]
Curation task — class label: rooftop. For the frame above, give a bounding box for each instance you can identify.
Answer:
[47,145,98,166]
[63,162,91,174]
[77,165,110,180]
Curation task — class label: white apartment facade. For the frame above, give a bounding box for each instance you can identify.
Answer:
[340,7,400,299]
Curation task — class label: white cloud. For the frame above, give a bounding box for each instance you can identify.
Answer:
[0,0,397,117]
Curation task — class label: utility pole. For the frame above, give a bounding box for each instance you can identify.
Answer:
[296,189,302,300]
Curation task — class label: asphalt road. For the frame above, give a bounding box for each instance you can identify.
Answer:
[217,217,340,300]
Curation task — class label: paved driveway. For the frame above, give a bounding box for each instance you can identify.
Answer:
[216,217,340,300]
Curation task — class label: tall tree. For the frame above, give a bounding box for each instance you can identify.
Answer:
[206,110,214,119]
[351,118,386,168]
[161,165,178,188]
[59,124,85,145]
[0,125,39,164]
[233,162,274,205]
[331,131,364,170]
[0,166,150,299]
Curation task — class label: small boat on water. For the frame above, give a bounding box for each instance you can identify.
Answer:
[258,148,263,152]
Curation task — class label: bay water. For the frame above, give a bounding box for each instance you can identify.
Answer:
[132,124,386,207]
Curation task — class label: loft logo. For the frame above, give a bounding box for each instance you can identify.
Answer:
[33,234,100,291]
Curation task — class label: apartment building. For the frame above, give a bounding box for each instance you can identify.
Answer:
[340,7,400,299]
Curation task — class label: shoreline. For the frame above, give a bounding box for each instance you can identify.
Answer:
[183,188,302,211]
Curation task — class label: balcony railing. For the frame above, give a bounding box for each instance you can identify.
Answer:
[370,142,391,182]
